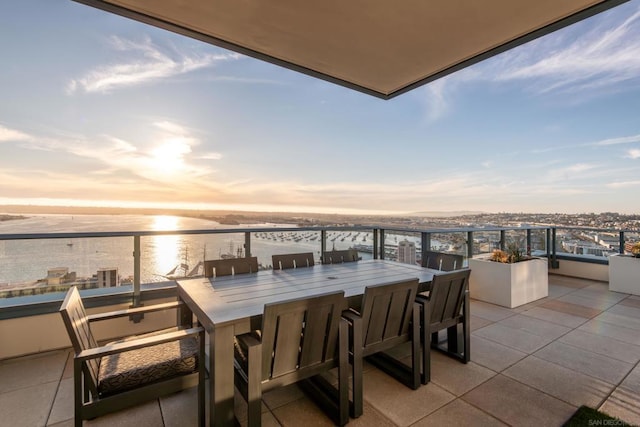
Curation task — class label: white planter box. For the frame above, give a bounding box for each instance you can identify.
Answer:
[468,256,548,308]
[609,254,640,295]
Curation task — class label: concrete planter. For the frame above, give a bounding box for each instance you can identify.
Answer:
[609,254,640,295]
[468,256,548,308]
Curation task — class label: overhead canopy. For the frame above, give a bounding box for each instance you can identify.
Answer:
[74,0,628,99]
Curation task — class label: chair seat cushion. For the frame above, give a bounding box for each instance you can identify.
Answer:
[98,332,199,396]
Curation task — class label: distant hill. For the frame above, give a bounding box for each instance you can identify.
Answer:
[404,211,485,217]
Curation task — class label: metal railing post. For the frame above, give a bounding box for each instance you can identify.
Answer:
[421,232,431,267]
[244,232,251,258]
[551,227,559,268]
[379,228,385,260]
[500,230,506,251]
[373,229,378,259]
[619,231,625,254]
[467,231,473,261]
[321,230,327,261]
[526,229,532,256]
[130,235,143,322]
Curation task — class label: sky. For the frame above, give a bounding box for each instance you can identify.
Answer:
[2,1,640,215]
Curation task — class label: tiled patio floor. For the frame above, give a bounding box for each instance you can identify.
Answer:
[2,274,640,426]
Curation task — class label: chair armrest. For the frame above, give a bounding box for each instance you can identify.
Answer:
[76,326,203,362]
[236,333,261,348]
[341,309,361,323]
[87,301,184,322]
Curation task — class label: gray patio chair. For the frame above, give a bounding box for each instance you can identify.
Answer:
[59,287,205,427]
[423,250,464,271]
[416,268,470,384]
[234,291,349,426]
[272,252,315,269]
[322,249,360,264]
[342,278,421,418]
[204,256,259,277]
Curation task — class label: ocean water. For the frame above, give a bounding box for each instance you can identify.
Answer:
[0,214,382,286]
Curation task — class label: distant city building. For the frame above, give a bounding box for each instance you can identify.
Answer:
[46,267,76,286]
[97,268,119,288]
[397,240,416,265]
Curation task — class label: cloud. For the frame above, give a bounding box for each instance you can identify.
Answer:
[491,7,640,95]
[0,125,31,142]
[200,152,223,160]
[593,134,640,146]
[607,180,640,188]
[67,36,239,94]
[626,148,640,159]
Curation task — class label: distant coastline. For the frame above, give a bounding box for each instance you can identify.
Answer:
[0,214,28,222]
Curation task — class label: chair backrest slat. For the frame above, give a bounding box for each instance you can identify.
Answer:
[424,251,464,271]
[204,257,259,278]
[59,287,100,395]
[322,249,359,264]
[272,252,315,270]
[359,279,419,351]
[428,269,470,327]
[261,291,345,381]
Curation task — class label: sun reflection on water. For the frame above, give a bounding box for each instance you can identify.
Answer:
[151,216,181,277]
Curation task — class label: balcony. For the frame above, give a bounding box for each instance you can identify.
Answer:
[1,226,640,425]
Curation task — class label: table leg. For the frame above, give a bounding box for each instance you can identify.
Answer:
[210,324,236,427]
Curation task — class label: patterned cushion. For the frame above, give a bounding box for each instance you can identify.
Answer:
[98,332,199,396]
[233,330,262,375]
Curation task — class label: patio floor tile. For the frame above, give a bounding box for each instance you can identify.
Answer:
[548,275,591,289]
[619,297,640,309]
[84,400,164,427]
[428,351,496,396]
[570,288,629,305]
[470,335,527,372]
[533,341,634,384]
[595,311,640,331]
[578,319,640,346]
[547,285,579,299]
[160,386,201,427]
[473,323,552,353]
[608,303,640,319]
[470,315,493,331]
[0,381,58,427]
[413,399,507,426]
[462,374,576,427]
[538,299,602,319]
[0,350,67,394]
[497,314,571,341]
[468,301,515,322]
[503,356,614,408]
[48,377,73,426]
[558,329,640,364]
[271,396,334,427]
[339,401,395,427]
[558,294,619,311]
[519,306,588,328]
[599,365,640,426]
[363,369,455,426]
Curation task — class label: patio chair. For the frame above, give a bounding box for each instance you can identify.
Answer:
[272,252,315,269]
[342,278,420,418]
[424,250,464,271]
[204,256,259,277]
[234,291,349,426]
[415,269,470,384]
[322,249,360,264]
[59,287,205,427]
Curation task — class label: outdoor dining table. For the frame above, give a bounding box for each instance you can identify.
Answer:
[177,258,436,426]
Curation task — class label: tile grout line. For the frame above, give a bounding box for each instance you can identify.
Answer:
[45,351,72,426]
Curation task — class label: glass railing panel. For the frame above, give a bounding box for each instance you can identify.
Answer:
[0,236,132,298]
[381,231,421,265]
[325,230,374,261]
[469,230,501,257]
[555,228,618,258]
[251,230,323,268]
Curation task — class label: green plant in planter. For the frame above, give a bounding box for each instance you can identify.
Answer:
[631,242,640,258]
[489,243,530,263]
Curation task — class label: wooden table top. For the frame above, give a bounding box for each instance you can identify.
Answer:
[177,259,436,327]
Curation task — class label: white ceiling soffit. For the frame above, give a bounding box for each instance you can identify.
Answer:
[73,0,629,99]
